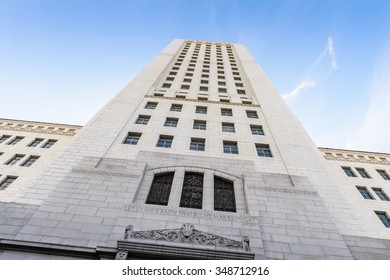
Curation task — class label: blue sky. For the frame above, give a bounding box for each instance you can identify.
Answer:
[1,0,389,153]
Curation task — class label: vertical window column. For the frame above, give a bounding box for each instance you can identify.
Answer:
[166,168,185,207]
[202,171,214,211]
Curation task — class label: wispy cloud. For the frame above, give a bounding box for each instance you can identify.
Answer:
[284,36,338,101]
[327,36,338,69]
[282,80,316,101]
[352,41,390,153]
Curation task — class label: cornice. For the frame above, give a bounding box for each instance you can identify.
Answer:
[147,95,261,108]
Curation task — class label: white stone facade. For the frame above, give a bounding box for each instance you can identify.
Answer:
[0,39,389,259]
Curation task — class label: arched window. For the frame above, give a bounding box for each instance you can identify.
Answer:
[214,176,236,212]
[146,172,174,206]
[180,172,204,209]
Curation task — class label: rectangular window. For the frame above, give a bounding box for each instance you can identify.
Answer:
[156,135,173,148]
[356,168,371,178]
[162,83,171,88]
[0,176,17,190]
[0,135,11,144]
[145,102,157,109]
[356,186,374,199]
[5,154,25,165]
[246,110,258,119]
[41,139,57,149]
[221,108,232,116]
[123,132,141,145]
[377,170,390,180]
[373,188,390,201]
[146,172,174,206]
[342,167,356,177]
[237,89,246,94]
[170,104,182,112]
[218,88,227,93]
[256,144,272,157]
[136,115,150,125]
[218,81,226,86]
[236,83,244,87]
[214,176,236,212]
[222,122,235,133]
[190,138,205,151]
[28,138,44,147]
[196,106,207,114]
[164,118,178,127]
[21,156,39,167]
[200,80,208,84]
[199,86,208,91]
[176,95,186,99]
[180,172,204,209]
[376,212,390,228]
[223,141,238,154]
[193,120,206,130]
[183,78,191,83]
[166,77,174,81]
[7,136,24,145]
[250,125,264,135]
[180,85,190,90]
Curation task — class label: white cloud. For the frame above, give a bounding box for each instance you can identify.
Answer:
[355,42,390,153]
[284,36,338,102]
[327,36,338,69]
[282,80,316,101]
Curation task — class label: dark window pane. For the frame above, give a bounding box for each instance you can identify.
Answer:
[146,173,174,206]
[214,177,236,212]
[180,172,204,209]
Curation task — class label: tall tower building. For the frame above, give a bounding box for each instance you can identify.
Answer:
[1,39,390,259]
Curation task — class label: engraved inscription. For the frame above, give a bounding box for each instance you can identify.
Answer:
[121,205,258,226]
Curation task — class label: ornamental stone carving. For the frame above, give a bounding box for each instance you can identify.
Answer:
[122,223,250,252]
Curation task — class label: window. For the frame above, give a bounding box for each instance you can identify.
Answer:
[5,154,24,166]
[156,135,173,148]
[221,108,232,116]
[162,83,171,88]
[145,102,157,109]
[41,139,57,149]
[237,89,246,94]
[373,188,390,201]
[166,77,174,81]
[0,176,17,190]
[223,141,238,154]
[183,78,191,83]
[250,125,264,135]
[201,74,209,78]
[136,115,150,125]
[356,168,371,178]
[356,187,374,199]
[236,83,244,87]
[222,122,235,133]
[218,88,227,93]
[154,92,164,97]
[199,86,208,91]
[377,170,390,180]
[220,99,230,103]
[146,172,174,206]
[123,132,141,145]
[200,80,208,84]
[176,95,186,99]
[170,104,182,112]
[180,172,204,209]
[196,106,207,114]
[169,71,177,75]
[246,110,258,119]
[7,136,24,145]
[164,118,178,127]
[256,144,272,157]
[0,135,11,144]
[185,73,193,77]
[376,212,390,228]
[28,138,44,147]
[181,85,190,90]
[342,167,356,177]
[21,156,39,167]
[193,120,206,130]
[214,177,236,212]
[190,138,205,151]
[218,75,225,80]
